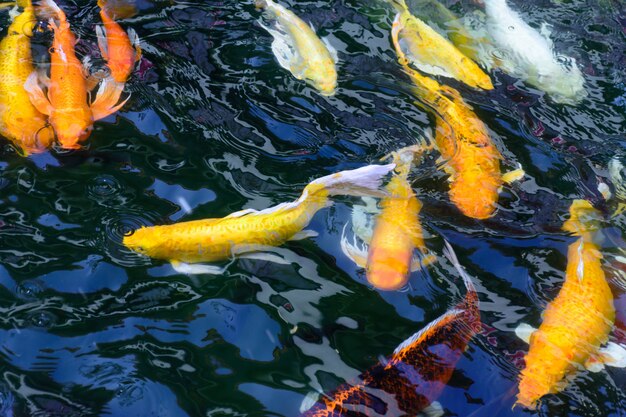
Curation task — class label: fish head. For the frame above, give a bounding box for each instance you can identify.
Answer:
[562,199,601,236]
[123,226,161,258]
[307,64,337,96]
[535,62,587,105]
[53,118,93,149]
[449,178,498,220]
[366,246,412,291]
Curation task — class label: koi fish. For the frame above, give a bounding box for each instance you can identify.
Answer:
[0,0,54,154]
[482,0,586,104]
[341,144,436,291]
[96,0,141,83]
[24,0,127,149]
[301,241,480,416]
[124,164,395,274]
[514,200,626,409]
[389,0,492,90]
[256,0,338,96]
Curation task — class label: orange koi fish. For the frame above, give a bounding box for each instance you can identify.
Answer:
[0,0,54,154]
[515,200,626,409]
[394,48,522,218]
[301,241,480,416]
[24,0,127,149]
[124,164,395,275]
[341,145,436,291]
[96,0,141,83]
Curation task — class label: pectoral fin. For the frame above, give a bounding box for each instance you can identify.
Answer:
[171,261,229,275]
[289,229,319,241]
[128,27,142,61]
[412,251,437,271]
[91,77,128,120]
[515,323,537,344]
[237,251,291,265]
[340,225,369,269]
[420,401,444,417]
[24,72,53,115]
[95,25,109,60]
[259,20,299,74]
[322,36,339,63]
[585,342,626,372]
[502,167,525,184]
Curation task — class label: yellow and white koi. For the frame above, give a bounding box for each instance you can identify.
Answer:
[0,0,54,154]
[256,0,338,96]
[124,164,395,274]
[483,0,586,104]
[341,144,436,291]
[514,200,626,409]
[389,0,492,90]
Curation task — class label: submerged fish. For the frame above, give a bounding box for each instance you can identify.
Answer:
[124,164,395,274]
[0,0,54,154]
[96,0,141,83]
[24,0,127,149]
[483,0,586,104]
[341,144,436,291]
[256,0,338,96]
[301,241,480,416]
[515,200,626,409]
[389,0,492,90]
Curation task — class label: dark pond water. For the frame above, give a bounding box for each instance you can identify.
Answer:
[0,0,625,415]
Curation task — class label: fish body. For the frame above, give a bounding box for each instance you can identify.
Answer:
[124,164,395,266]
[24,0,127,149]
[302,242,480,416]
[256,0,337,96]
[516,200,615,409]
[483,0,585,104]
[0,0,54,153]
[342,146,434,290]
[97,0,141,83]
[390,0,492,90]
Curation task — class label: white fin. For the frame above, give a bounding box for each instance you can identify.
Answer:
[539,22,553,47]
[237,251,291,265]
[171,261,228,275]
[95,25,108,60]
[340,224,369,269]
[502,166,525,184]
[289,229,318,241]
[378,354,389,366]
[322,36,339,63]
[23,72,53,115]
[442,240,476,294]
[299,391,320,414]
[259,20,299,74]
[585,342,626,372]
[127,27,140,48]
[308,163,395,198]
[515,323,537,344]
[225,208,259,218]
[394,308,465,355]
[422,401,444,417]
[597,182,611,201]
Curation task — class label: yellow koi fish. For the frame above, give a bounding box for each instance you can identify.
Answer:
[515,200,626,409]
[0,0,54,154]
[389,0,492,90]
[256,0,338,96]
[341,145,435,291]
[124,164,395,274]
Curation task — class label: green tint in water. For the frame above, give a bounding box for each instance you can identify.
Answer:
[0,0,625,416]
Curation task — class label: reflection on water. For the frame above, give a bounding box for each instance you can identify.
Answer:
[0,0,625,416]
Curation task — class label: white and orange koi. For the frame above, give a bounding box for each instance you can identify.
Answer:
[341,144,436,291]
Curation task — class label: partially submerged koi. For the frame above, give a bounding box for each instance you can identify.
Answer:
[124,164,395,275]
[24,0,127,149]
[256,0,338,96]
[389,0,492,90]
[302,241,480,416]
[341,144,436,291]
[96,0,141,83]
[0,0,54,154]
[514,200,626,409]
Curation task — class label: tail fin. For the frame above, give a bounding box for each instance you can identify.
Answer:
[386,0,408,12]
[443,240,477,296]
[305,163,395,199]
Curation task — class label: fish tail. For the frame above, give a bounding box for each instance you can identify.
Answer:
[386,0,408,13]
[443,240,478,299]
[303,164,395,201]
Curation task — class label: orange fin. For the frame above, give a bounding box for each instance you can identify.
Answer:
[24,72,53,115]
[91,77,128,120]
